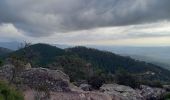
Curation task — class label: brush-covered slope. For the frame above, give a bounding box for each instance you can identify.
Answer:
[7,44,170,81]
[68,46,170,81]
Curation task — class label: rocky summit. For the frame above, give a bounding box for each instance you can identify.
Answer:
[0,64,168,100]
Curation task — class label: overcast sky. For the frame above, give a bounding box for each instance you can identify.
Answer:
[0,0,170,46]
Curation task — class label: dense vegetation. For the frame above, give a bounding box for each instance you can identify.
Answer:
[68,46,170,81]
[4,43,170,88]
[0,81,24,100]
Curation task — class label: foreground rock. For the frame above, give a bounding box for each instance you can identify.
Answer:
[20,68,70,92]
[100,84,143,100]
[0,64,14,81]
[0,64,71,92]
[24,89,113,100]
[139,85,166,100]
[100,84,166,100]
[0,65,167,100]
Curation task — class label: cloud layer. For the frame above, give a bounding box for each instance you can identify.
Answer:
[0,0,170,37]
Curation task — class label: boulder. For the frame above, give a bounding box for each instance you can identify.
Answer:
[20,68,70,92]
[139,85,166,100]
[100,84,143,100]
[79,84,92,91]
[0,64,14,81]
[24,89,113,100]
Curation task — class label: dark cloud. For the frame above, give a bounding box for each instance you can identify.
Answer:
[0,0,170,37]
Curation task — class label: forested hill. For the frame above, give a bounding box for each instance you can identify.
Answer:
[68,46,164,73]
[6,44,170,81]
[0,47,13,56]
[68,46,170,81]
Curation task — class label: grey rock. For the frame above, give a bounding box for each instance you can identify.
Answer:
[100,84,143,100]
[139,85,166,100]
[79,84,92,91]
[0,64,14,81]
[20,68,70,92]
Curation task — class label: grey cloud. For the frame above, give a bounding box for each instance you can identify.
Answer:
[0,0,170,37]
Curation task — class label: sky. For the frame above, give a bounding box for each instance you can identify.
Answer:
[0,0,170,46]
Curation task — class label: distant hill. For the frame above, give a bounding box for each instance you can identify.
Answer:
[86,45,170,70]
[0,42,20,50]
[6,44,170,82]
[0,47,13,56]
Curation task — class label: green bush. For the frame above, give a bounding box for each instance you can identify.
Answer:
[139,80,163,88]
[115,68,140,88]
[88,76,105,90]
[0,81,24,100]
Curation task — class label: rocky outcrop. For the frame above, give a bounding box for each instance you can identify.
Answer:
[20,68,70,92]
[0,64,14,81]
[100,84,166,100]
[0,64,71,92]
[100,84,143,100]
[139,85,166,100]
[0,65,167,100]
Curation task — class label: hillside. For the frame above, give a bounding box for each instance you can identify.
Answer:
[68,46,170,81]
[6,44,170,82]
[9,43,67,66]
[89,45,170,70]
[0,47,13,56]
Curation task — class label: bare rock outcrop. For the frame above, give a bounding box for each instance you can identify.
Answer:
[139,85,166,100]
[20,68,71,92]
[100,84,143,100]
[0,64,14,81]
[100,84,166,100]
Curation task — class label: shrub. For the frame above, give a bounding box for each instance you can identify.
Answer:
[0,81,24,100]
[88,76,105,90]
[115,68,140,88]
[139,80,163,88]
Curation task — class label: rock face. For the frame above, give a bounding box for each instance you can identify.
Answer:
[0,64,14,81]
[0,64,71,92]
[100,84,143,100]
[100,84,166,100]
[20,68,70,92]
[139,85,166,100]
